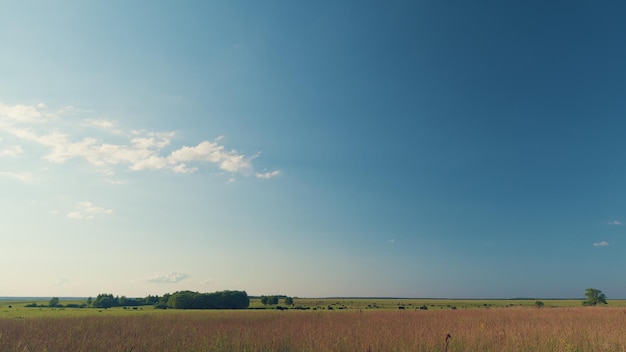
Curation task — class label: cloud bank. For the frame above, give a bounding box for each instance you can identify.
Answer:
[0,102,280,179]
[593,241,609,247]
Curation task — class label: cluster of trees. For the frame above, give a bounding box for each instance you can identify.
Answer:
[157,290,249,309]
[89,294,156,308]
[260,295,293,305]
[25,291,249,310]
[88,291,249,309]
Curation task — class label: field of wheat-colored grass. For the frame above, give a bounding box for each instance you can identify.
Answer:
[1,305,626,351]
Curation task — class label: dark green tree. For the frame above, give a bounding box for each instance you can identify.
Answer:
[582,288,607,306]
[221,290,249,309]
[167,290,196,309]
[93,294,116,308]
[284,297,294,305]
[534,300,544,308]
[48,297,61,307]
[154,293,171,309]
[139,295,160,306]
[118,296,139,306]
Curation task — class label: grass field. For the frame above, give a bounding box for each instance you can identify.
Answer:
[1,298,626,351]
[273,297,626,310]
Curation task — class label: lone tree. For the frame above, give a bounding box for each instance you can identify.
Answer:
[48,297,61,308]
[582,288,607,306]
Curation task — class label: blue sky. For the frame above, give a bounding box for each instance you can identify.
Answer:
[1,1,626,299]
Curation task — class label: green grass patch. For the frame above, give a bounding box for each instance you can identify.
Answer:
[3,297,626,319]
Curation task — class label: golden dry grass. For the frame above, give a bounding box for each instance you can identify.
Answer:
[1,306,625,351]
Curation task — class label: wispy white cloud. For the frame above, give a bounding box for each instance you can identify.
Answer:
[168,141,254,174]
[256,170,281,179]
[66,201,113,220]
[57,105,92,115]
[87,119,115,129]
[0,171,34,183]
[609,220,621,225]
[593,241,609,247]
[0,102,280,179]
[0,145,24,157]
[83,119,125,135]
[146,272,190,283]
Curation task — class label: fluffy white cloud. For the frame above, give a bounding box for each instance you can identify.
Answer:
[608,220,621,225]
[168,141,254,174]
[146,272,190,283]
[0,103,47,123]
[66,201,113,220]
[171,163,198,174]
[0,102,280,179]
[593,241,609,247]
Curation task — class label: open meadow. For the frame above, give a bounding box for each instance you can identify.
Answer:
[1,299,626,351]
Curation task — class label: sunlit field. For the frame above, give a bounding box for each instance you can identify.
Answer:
[2,299,626,351]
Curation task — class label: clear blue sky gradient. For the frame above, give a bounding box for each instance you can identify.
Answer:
[1,1,625,298]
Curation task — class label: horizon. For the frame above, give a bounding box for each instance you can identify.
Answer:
[1,295,617,301]
[2,1,626,299]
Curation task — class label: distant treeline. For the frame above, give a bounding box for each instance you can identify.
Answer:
[91,291,249,309]
[27,290,250,310]
[158,290,249,309]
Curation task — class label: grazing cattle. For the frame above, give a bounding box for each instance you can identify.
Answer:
[398,306,405,310]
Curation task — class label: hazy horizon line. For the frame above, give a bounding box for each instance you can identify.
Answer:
[2,296,613,301]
